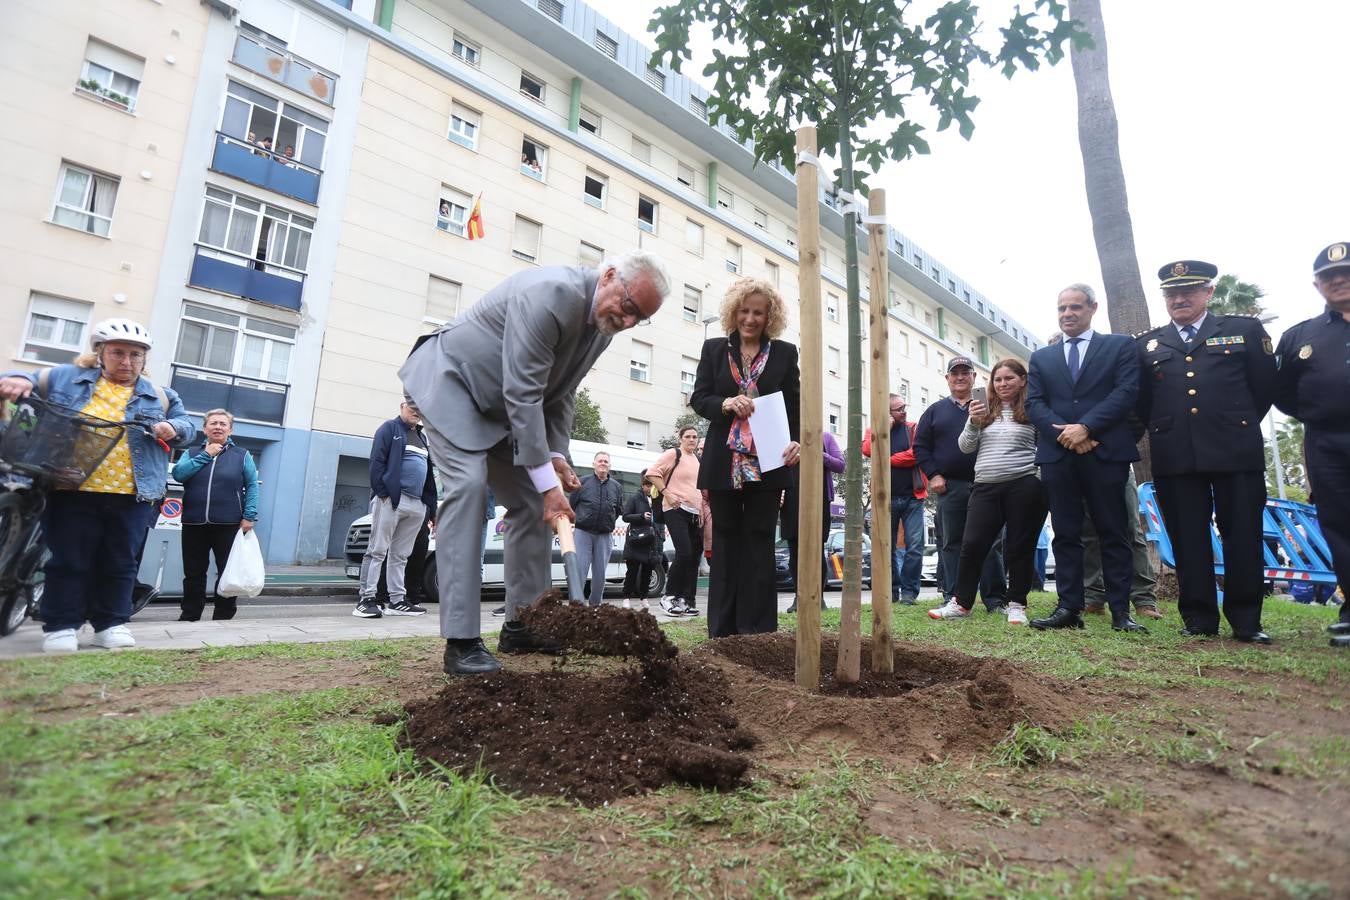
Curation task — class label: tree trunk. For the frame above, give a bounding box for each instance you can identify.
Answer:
[1069,0,1152,480]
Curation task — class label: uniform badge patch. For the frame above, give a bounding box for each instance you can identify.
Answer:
[1171,262,1188,277]
[1146,339,1159,352]
[1262,336,1273,354]
[1298,344,1313,360]
[1331,243,1348,263]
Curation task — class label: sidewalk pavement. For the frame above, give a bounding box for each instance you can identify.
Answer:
[0,588,944,659]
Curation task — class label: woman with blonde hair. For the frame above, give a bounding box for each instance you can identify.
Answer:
[690,277,801,636]
[929,358,1047,625]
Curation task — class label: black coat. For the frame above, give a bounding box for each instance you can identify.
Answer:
[1136,314,1276,475]
[621,490,664,564]
[690,333,801,492]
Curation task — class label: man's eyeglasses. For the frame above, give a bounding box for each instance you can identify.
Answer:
[618,276,652,326]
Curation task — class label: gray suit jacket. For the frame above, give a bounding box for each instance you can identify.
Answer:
[399,266,610,467]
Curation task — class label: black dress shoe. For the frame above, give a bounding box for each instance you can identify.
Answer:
[1327,620,1350,635]
[1331,634,1350,648]
[1232,631,1272,645]
[443,639,502,675]
[497,621,564,655]
[1111,610,1147,633]
[1179,625,1219,637]
[1029,607,1085,631]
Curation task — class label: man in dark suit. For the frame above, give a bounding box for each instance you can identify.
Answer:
[1026,283,1144,632]
[1138,260,1277,643]
[400,253,670,674]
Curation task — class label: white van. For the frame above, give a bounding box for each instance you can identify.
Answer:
[343,439,677,600]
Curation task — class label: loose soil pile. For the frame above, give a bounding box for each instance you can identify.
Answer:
[401,599,1081,804]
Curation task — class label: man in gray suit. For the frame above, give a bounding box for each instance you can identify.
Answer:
[400,252,671,674]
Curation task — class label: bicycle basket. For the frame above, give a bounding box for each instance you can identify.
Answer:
[0,399,125,488]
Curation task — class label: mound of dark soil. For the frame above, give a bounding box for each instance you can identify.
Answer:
[520,591,677,661]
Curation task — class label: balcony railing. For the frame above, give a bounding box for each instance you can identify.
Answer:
[188,245,305,311]
[233,30,336,106]
[211,134,321,205]
[170,363,289,425]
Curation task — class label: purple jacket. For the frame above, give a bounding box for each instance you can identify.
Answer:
[822,431,844,502]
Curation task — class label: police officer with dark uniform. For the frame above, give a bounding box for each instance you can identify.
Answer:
[1136,260,1278,643]
[1274,242,1350,648]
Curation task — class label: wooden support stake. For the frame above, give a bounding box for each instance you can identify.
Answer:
[866,189,893,673]
[794,126,823,692]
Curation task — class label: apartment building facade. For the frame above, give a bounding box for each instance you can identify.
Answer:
[2,0,1042,565]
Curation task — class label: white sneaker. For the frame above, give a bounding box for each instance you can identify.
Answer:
[659,596,682,615]
[927,599,971,620]
[621,598,632,609]
[42,628,79,653]
[1006,603,1028,626]
[640,598,650,612]
[92,624,135,649]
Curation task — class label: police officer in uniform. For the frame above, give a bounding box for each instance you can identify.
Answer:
[1274,242,1350,648]
[1136,260,1278,643]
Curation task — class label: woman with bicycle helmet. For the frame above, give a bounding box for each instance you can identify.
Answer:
[0,318,194,652]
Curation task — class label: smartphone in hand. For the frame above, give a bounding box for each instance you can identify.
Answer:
[971,387,987,406]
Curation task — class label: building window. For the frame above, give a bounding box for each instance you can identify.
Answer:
[898,333,910,356]
[900,379,910,400]
[425,275,461,325]
[631,136,651,164]
[685,219,703,255]
[682,285,701,323]
[907,300,917,318]
[436,186,472,236]
[519,71,545,102]
[21,293,92,364]
[221,79,329,168]
[752,207,768,230]
[637,196,657,233]
[594,31,617,58]
[677,161,695,189]
[52,163,119,237]
[765,260,779,287]
[626,418,649,449]
[521,138,547,180]
[924,310,934,329]
[931,266,940,281]
[578,106,600,135]
[630,340,652,383]
[828,404,842,435]
[197,187,312,275]
[937,351,946,373]
[78,38,143,112]
[920,388,929,407]
[826,293,839,322]
[448,101,480,149]
[690,96,708,121]
[681,357,697,395]
[579,241,604,268]
[511,216,542,263]
[583,171,607,208]
[725,239,741,274]
[717,186,734,211]
[948,278,956,292]
[920,343,929,366]
[827,346,841,377]
[537,0,564,22]
[645,66,665,91]
[175,302,296,384]
[233,23,335,105]
[452,34,481,66]
[888,287,899,307]
[786,227,797,248]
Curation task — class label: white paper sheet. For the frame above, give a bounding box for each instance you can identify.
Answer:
[748,391,791,472]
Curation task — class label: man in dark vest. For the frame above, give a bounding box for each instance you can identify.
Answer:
[173,408,260,621]
[864,393,927,605]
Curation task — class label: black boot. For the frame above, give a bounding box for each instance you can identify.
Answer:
[1111,608,1147,633]
[1029,606,1085,631]
[497,621,564,655]
[443,638,502,675]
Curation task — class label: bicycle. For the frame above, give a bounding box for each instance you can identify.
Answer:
[0,396,170,637]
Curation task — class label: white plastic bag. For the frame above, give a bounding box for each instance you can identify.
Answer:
[217,529,266,598]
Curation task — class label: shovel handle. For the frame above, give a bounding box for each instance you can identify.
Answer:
[553,516,576,554]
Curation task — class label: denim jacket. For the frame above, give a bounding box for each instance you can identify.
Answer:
[4,364,195,501]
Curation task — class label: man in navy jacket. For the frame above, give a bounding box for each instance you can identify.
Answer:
[1026,284,1144,632]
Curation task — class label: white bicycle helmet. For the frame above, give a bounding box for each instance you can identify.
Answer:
[90,318,153,351]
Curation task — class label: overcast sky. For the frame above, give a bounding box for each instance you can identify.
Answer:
[588,0,1349,344]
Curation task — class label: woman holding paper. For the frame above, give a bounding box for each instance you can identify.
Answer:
[690,277,801,637]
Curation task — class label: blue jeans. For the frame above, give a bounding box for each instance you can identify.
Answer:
[41,491,158,632]
[573,528,613,607]
[890,494,926,599]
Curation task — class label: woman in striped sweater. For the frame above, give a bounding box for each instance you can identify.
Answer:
[929,358,1048,625]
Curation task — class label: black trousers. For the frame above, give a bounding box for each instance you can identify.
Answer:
[1041,456,1131,613]
[1155,470,1267,635]
[664,507,701,604]
[707,485,781,638]
[1307,430,1350,613]
[377,520,430,603]
[181,523,240,621]
[936,478,1006,608]
[623,560,655,598]
[954,475,1047,609]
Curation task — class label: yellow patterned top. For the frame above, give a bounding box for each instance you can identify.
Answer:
[79,377,136,494]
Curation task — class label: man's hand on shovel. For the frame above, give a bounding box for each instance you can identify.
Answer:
[543,486,574,526]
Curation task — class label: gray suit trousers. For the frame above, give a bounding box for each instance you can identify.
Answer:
[422,421,550,639]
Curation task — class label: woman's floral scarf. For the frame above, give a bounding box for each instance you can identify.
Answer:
[726,342,770,489]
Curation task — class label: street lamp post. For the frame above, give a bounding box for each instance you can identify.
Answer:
[701,312,719,342]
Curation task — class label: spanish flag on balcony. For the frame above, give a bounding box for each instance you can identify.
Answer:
[466,193,485,241]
